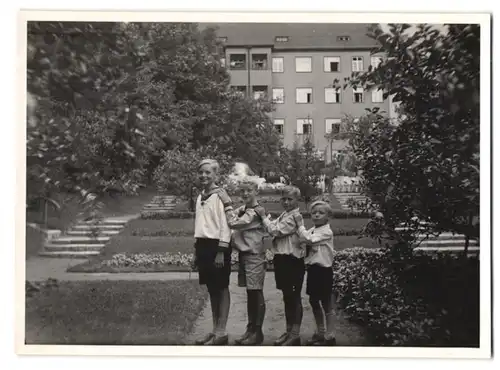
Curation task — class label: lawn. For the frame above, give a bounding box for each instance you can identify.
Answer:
[25,280,207,345]
[68,216,379,273]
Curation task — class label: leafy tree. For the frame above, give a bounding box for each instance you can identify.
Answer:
[153,145,233,211]
[280,137,323,205]
[335,24,480,253]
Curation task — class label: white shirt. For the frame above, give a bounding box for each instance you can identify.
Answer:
[194,193,231,248]
[262,208,305,259]
[297,224,334,267]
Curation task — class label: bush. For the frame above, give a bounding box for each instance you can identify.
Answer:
[332,248,479,347]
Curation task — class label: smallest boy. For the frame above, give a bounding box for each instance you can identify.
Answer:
[294,200,337,346]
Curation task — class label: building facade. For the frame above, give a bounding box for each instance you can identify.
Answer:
[209,23,392,162]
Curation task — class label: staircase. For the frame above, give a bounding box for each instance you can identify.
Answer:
[140,195,177,217]
[395,226,479,254]
[333,192,370,211]
[39,217,133,258]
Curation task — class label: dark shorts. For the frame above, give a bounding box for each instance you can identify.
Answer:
[306,264,333,298]
[195,238,232,291]
[273,254,305,293]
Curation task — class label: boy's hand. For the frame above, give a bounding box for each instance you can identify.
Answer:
[214,251,225,268]
[293,213,304,227]
[216,188,232,206]
[254,205,267,219]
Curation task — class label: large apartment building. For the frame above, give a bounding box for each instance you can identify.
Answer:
[206,23,395,162]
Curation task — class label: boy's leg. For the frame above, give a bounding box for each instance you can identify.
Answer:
[307,296,326,345]
[235,290,254,344]
[274,290,293,345]
[241,254,266,345]
[320,292,337,345]
[241,289,265,345]
[195,287,218,344]
[283,257,305,346]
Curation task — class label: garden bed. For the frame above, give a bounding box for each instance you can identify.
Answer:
[68,235,379,273]
[25,279,207,345]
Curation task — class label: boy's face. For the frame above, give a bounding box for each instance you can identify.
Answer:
[239,185,257,205]
[198,164,217,188]
[280,193,299,212]
[311,206,329,226]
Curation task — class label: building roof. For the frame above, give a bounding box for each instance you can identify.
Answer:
[199,23,378,50]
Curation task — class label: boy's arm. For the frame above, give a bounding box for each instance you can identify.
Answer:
[262,215,297,237]
[216,197,232,251]
[297,225,333,244]
[226,208,259,230]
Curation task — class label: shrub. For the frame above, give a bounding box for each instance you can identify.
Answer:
[332,248,479,347]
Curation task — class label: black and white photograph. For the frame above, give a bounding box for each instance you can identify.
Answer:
[17,10,491,359]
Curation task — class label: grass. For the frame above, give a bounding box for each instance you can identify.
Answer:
[25,280,207,345]
[68,219,379,273]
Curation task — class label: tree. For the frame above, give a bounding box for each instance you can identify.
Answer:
[153,145,233,211]
[280,137,323,205]
[335,24,480,252]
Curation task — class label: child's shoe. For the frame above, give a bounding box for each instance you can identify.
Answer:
[305,333,325,346]
[241,330,264,346]
[195,332,215,345]
[324,335,337,346]
[282,335,301,346]
[234,325,253,345]
[273,332,289,346]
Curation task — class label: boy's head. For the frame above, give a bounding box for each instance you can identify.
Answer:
[198,159,220,188]
[280,186,301,212]
[309,200,332,226]
[238,178,259,206]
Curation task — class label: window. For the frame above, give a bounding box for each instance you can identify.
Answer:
[371,88,384,103]
[252,54,268,70]
[352,57,363,72]
[371,56,383,70]
[325,87,341,103]
[325,118,341,134]
[272,88,284,104]
[275,36,289,42]
[252,85,268,100]
[337,36,350,42]
[272,57,284,73]
[296,88,312,103]
[295,57,312,72]
[231,85,247,97]
[274,119,284,135]
[296,118,313,135]
[324,56,340,72]
[353,87,364,103]
[229,54,246,70]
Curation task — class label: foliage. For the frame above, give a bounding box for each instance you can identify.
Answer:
[280,137,323,204]
[152,145,233,211]
[332,248,479,346]
[27,22,281,218]
[334,24,480,250]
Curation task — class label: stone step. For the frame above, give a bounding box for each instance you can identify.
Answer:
[39,251,101,258]
[50,236,110,244]
[418,239,479,246]
[414,246,479,252]
[142,207,176,212]
[80,219,129,225]
[143,204,176,209]
[43,243,106,252]
[72,224,124,231]
[65,230,121,237]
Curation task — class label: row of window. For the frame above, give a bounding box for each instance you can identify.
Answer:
[232,86,385,104]
[224,54,383,73]
[273,118,352,136]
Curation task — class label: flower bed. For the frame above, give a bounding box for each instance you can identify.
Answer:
[332,247,479,347]
[141,210,371,220]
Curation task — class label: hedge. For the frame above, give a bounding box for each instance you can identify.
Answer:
[332,247,479,347]
[140,210,371,220]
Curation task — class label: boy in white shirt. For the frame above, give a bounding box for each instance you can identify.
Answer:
[255,186,305,346]
[221,178,268,345]
[192,159,233,346]
[294,200,337,346]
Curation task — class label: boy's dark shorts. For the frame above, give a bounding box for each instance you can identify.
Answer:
[306,264,333,299]
[195,238,232,291]
[273,254,305,293]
